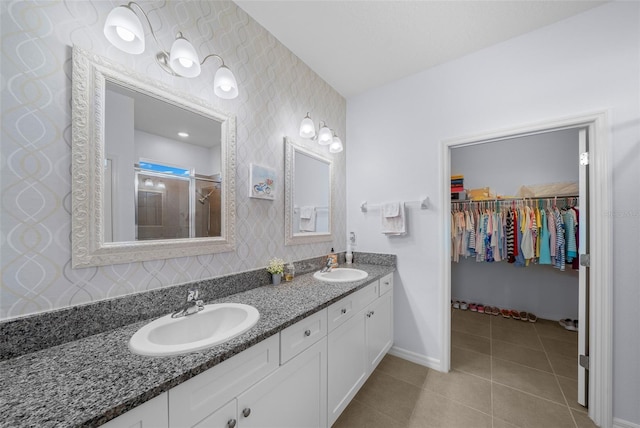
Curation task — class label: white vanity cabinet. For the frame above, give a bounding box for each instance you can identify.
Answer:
[102,273,394,428]
[168,310,327,428]
[327,273,394,426]
[366,274,394,372]
[237,337,327,428]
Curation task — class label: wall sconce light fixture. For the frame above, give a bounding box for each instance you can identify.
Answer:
[104,2,238,99]
[299,113,343,153]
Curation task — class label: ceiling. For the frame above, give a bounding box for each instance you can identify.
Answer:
[234,0,606,98]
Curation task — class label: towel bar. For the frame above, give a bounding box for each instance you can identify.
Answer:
[360,197,429,212]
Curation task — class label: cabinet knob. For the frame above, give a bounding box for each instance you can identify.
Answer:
[341,308,347,314]
[227,419,237,428]
[242,408,251,418]
[384,281,390,285]
[304,329,311,337]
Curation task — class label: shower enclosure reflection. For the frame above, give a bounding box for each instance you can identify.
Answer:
[128,164,221,241]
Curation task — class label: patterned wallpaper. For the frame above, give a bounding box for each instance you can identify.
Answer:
[0,0,346,320]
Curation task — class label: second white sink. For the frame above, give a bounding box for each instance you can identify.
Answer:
[129,303,259,356]
[313,268,368,283]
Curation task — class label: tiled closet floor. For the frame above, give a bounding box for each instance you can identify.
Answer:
[332,309,596,428]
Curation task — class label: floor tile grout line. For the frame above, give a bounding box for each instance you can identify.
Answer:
[491,353,555,375]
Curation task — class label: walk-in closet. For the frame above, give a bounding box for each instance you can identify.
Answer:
[450,129,580,321]
[449,129,588,413]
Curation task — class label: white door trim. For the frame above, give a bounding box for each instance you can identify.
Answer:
[440,111,612,428]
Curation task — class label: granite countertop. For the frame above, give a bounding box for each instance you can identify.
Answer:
[0,263,394,428]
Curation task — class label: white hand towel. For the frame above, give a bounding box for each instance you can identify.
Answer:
[299,206,316,232]
[381,202,406,235]
[300,206,314,219]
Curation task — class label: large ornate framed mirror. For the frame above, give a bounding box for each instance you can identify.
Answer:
[284,137,333,245]
[71,46,236,268]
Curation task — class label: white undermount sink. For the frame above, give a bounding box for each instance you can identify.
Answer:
[129,303,260,356]
[313,268,369,283]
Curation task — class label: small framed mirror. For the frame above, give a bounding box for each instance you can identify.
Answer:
[284,137,333,245]
[71,46,236,268]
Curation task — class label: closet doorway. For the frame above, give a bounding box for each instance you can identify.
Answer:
[440,112,612,427]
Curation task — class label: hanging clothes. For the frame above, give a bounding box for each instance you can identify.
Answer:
[539,208,552,265]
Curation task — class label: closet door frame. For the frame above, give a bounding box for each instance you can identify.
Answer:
[440,111,611,428]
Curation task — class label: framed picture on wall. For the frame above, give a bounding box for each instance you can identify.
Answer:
[249,163,276,200]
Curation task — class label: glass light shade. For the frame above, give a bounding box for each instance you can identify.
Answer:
[299,115,316,139]
[144,178,154,187]
[213,66,239,99]
[317,125,333,145]
[169,35,201,78]
[329,136,343,153]
[103,5,145,54]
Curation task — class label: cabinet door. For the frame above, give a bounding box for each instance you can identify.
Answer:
[192,399,238,428]
[366,289,393,372]
[238,337,327,428]
[327,311,367,426]
[169,335,279,427]
[102,392,168,428]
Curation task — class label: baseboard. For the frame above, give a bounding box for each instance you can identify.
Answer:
[388,346,441,371]
[614,417,640,428]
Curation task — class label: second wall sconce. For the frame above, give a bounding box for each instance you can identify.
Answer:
[104,2,238,99]
[299,113,343,153]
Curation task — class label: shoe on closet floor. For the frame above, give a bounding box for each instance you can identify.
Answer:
[519,311,528,321]
[460,301,469,310]
[452,300,460,309]
[477,305,485,314]
[500,309,511,318]
[527,313,537,323]
[491,306,500,316]
[469,303,478,312]
[510,310,521,320]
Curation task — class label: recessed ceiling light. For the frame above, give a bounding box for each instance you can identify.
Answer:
[178,131,189,138]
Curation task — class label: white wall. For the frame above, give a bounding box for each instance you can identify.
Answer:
[451,130,579,197]
[105,89,136,242]
[346,2,639,425]
[451,130,579,321]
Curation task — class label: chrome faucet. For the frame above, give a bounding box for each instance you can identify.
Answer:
[171,288,205,318]
[320,257,334,273]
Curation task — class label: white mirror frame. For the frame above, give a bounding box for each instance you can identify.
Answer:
[284,137,333,245]
[71,46,236,268]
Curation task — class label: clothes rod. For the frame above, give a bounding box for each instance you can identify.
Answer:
[361,197,429,212]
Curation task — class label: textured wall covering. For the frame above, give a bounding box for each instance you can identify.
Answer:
[0,0,346,320]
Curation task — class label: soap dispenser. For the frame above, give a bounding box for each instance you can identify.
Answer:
[328,248,338,268]
[284,261,295,282]
[346,244,353,264]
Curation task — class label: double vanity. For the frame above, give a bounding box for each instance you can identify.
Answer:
[0,261,395,427]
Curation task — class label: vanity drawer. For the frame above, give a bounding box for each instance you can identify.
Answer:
[280,308,327,364]
[327,282,378,332]
[168,334,279,427]
[379,273,393,296]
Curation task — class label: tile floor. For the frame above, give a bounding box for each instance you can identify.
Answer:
[333,309,596,428]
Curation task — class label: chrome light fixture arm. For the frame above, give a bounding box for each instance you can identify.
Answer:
[126,1,168,53]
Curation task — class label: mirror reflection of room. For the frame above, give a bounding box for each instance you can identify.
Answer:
[293,150,330,234]
[103,81,223,242]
